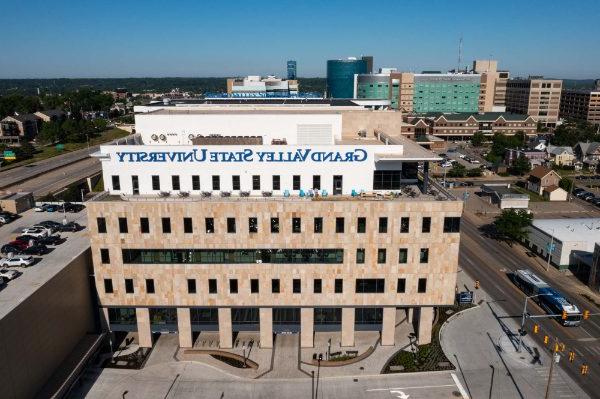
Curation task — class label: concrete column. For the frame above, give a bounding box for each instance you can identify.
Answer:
[341,307,355,347]
[301,308,314,348]
[407,307,414,324]
[177,308,192,348]
[100,307,110,331]
[218,308,232,349]
[260,308,273,348]
[417,307,434,345]
[381,307,396,346]
[423,161,430,192]
[136,308,153,348]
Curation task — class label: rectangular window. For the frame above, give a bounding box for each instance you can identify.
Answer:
[187,279,196,294]
[355,278,385,293]
[192,175,200,190]
[183,217,193,233]
[97,217,106,233]
[418,278,427,293]
[232,175,240,190]
[118,217,128,233]
[208,279,217,294]
[293,278,301,293]
[313,279,322,294]
[270,217,279,233]
[356,248,365,264]
[400,217,410,233]
[272,279,280,293]
[373,170,401,190]
[125,278,134,294]
[399,248,408,264]
[293,175,301,190]
[313,217,323,233]
[249,217,258,233]
[420,248,429,263]
[146,279,155,294]
[140,217,149,233]
[227,218,236,233]
[172,175,180,190]
[443,217,461,233]
[357,217,366,233]
[229,279,238,294]
[422,217,431,233]
[212,175,220,190]
[111,175,120,191]
[312,175,321,190]
[292,218,301,233]
[252,175,260,190]
[251,279,259,293]
[377,248,387,264]
[272,175,280,190]
[379,217,388,233]
[397,278,406,293]
[104,278,113,293]
[152,175,160,190]
[335,217,345,233]
[162,217,171,233]
[100,248,110,264]
[335,279,343,293]
[205,218,214,233]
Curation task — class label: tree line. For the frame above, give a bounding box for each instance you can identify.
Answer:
[0,89,114,118]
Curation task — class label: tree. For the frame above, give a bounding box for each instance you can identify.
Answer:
[510,155,531,176]
[493,209,533,244]
[471,132,485,147]
[38,121,63,143]
[93,118,108,131]
[466,167,483,177]
[559,177,573,193]
[14,141,36,160]
[447,163,467,177]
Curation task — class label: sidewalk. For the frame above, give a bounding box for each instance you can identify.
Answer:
[440,269,589,398]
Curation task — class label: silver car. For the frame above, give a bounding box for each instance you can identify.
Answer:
[0,256,34,268]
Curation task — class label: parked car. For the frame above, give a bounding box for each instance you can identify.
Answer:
[581,192,595,201]
[64,203,85,213]
[38,221,63,229]
[458,153,466,159]
[0,255,34,267]
[7,240,29,250]
[15,235,41,244]
[37,235,63,246]
[20,228,49,238]
[575,191,590,198]
[573,188,585,195]
[585,195,597,203]
[45,204,60,212]
[0,268,20,280]
[20,244,48,256]
[1,245,22,255]
[0,215,14,224]
[57,222,83,232]
[34,204,50,212]
[32,224,57,234]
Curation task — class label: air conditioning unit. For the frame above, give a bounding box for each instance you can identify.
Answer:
[159,134,166,141]
[151,134,158,141]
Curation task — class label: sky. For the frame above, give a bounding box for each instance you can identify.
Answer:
[0,0,598,79]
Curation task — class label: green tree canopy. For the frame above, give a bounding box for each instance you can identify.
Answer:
[493,209,533,244]
[447,163,467,177]
[471,132,485,147]
[510,155,531,176]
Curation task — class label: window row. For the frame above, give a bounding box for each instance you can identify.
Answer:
[97,215,461,235]
[103,277,427,295]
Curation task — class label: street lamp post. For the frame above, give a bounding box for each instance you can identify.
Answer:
[315,353,323,399]
[242,343,247,368]
[517,294,552,352]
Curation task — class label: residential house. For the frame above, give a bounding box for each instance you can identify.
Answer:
[34,109,66,123]
[527,165,567,201]
[574,142,600,170]
[505,148,546,167]
[546,145,575,167]
[0,114,41,143]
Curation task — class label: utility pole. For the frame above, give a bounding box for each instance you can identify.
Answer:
[545,340,560,399]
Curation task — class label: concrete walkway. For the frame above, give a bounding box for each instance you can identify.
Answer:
[263,334,306,379]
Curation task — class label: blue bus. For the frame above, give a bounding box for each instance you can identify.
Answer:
[512,269,582,327]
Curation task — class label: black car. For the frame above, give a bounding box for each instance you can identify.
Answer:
[64,203,85,213]
[37,235,63,246]
[20,244,48,255]
[1,245,20,255]
[38,221,62,229]
[57,222,83,232]
[15,235,41,244]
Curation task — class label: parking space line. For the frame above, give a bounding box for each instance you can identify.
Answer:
[451,373,470,399]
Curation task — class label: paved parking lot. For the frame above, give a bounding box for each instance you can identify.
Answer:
[0,207,89,319]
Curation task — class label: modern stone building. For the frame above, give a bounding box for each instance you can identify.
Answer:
[560,80,600,125]
[505,77,563,127]
[87,103,463,351]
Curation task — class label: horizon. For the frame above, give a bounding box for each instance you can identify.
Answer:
[0,0,599,80]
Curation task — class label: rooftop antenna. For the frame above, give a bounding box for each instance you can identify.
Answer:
[457,36,463,73]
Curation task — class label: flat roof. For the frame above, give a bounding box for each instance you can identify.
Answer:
[143,98,358,107]
[531,218,600,247]
[0,209,89,320]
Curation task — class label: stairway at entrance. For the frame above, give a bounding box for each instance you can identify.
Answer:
[265,334,306,379]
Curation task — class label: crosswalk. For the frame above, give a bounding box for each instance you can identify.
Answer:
[533,366,579,398]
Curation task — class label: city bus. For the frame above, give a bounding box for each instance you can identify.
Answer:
[512,269,582,327]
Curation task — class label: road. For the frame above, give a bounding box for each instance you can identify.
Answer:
[459,211,600,397]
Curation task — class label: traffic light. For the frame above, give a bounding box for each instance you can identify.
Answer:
[581,364,589,375]
[568,351,575,363]
[558,343,565,352]
[533,324,539,334]
[544,335,549,344]
[475,280,480,289]
[562,310,568,320]
[583,310,590,320]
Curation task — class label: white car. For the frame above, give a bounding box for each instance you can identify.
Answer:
[0,256,34,267]
[20,228,49,238]
[458,153,466,159]
[441,162,453,168]
[0,268,19,280]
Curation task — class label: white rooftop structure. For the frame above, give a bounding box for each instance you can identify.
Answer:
[531,218,600,250]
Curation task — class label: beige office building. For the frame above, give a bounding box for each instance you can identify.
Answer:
[87,102,462,350]
[472,60,510,112]
[505,77,563,127]
[560,80,600,125]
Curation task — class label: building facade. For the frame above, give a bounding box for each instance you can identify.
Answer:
[226,76,299,98]
[87,104,462,350]
[505,78,562,127]
[327,58,368,98]
[0,114,40,143]
[560,81,600,125]
[287,60,297,80]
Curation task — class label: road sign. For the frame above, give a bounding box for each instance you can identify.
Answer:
[3,150,15,160]
[546,243,556,252]
[56,144,64,151]
[457,291,474,304]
